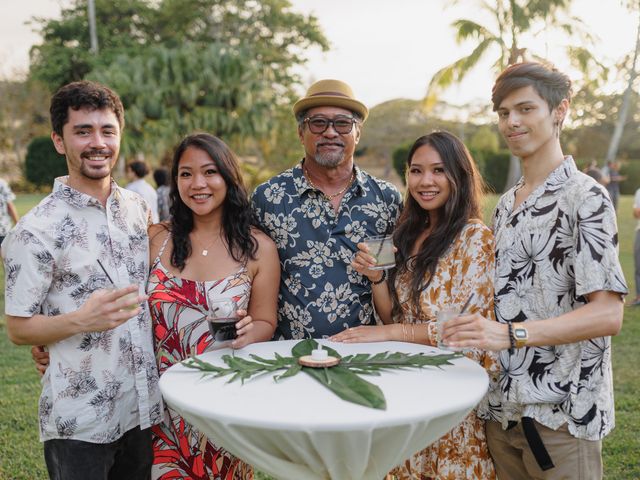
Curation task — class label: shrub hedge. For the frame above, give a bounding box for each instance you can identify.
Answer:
[24,136,67,187]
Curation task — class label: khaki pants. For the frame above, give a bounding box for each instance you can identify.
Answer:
[486,420,602,480]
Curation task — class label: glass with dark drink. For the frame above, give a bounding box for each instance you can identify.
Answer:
[206,298,239,345]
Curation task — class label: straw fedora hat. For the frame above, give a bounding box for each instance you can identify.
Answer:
[293,79,369,122]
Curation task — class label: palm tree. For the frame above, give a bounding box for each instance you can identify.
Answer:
[605,1,640,163]
[425,0,598,190]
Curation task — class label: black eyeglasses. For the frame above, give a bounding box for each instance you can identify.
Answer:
[304,116,358,134]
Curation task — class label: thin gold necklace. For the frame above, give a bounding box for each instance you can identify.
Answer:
[304,167,355,201]
[191,233,219,256]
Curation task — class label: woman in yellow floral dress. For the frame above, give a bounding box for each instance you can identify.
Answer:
[331,131,497,479]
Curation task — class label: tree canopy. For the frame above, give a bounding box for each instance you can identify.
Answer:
[29,0,328,92]
[27,0,328,171]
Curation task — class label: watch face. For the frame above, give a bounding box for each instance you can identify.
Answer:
[514,328,527,339]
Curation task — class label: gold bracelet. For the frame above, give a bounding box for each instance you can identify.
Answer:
[401,323,408,342]
[411,324,415,342]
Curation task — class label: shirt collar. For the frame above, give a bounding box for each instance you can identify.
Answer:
[509,155,577,211]
[53,176,122,209]
[295,159,365,197]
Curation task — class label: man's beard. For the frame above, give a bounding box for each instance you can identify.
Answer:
[79,149,116,180]
[314,142,345,168]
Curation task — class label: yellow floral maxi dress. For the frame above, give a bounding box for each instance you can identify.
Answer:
[388,220,498,480]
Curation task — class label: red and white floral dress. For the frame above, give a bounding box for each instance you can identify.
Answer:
[147,238,253,480]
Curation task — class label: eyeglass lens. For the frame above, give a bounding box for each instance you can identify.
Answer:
[306,116,355,134]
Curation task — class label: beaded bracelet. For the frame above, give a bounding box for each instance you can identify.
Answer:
[371,270,387,285]
[507,322,515,355]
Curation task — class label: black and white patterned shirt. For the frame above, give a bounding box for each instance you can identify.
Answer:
[485,157,627,440]
[2,177,162,443]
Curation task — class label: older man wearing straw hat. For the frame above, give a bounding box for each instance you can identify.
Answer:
[252,79,402,340]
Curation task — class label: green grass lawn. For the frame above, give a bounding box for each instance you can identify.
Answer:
[1,193,639,479]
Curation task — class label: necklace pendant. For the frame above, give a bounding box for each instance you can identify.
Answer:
[202,249,208,256]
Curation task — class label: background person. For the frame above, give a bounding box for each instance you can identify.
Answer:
[441,61,627,480]
[631,186,640,306]
[147,133,279,479]
[601,160,626,210]
[251,79,402,339]
[153,166,171,221]
[126,159,159,222]
[331,131,497,479]
[0,177,19,246]
[583,160,604,185]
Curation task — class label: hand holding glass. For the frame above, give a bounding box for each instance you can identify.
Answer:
[106,285,140,312]
[362,234,395,270]
[207,298,239,345]
[437,309,462,351]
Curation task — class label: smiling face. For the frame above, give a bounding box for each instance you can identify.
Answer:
[176,146,228,218]
[298,106,361,169]
[497,85,568,162]
[51,107,120,184]
[407,144,451,224]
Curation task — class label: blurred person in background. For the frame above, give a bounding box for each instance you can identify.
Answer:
[0,177,19,247]
[126,159,159,222]
[153,167,171,222]
[601,160,626,210]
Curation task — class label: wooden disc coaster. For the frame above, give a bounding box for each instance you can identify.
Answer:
[298,355,340,368]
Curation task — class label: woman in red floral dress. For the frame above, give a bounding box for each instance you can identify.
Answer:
[147,133,279,479]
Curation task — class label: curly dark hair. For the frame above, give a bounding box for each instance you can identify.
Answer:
[50,81,125,136]
[168,133,259,271]
[388,131,484,318]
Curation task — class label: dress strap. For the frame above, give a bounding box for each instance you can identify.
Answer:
[152,231,172,269]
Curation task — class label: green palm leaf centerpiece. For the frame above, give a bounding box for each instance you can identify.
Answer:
[182,339,461,410]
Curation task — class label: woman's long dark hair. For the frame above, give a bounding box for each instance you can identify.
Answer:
[388,131,484,318]
[168,133,258,271]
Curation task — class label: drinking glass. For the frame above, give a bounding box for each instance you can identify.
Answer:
[106,286,140,311]
[206,298,239,345]
[362,234,395,270]
[436,309,462,351]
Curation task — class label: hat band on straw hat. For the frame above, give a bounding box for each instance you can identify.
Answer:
[293,79,369,121]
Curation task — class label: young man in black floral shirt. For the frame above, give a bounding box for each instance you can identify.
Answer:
[441,62,627,479]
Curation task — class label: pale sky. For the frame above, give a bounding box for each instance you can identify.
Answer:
[0,0,636,107]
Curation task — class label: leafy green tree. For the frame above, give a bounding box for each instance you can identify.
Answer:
[605,1,640,163]
[28,0,328,173]
[425,0,602,191]
[0,79,50,170]
[29,0,328,92]
[88,43,278,159]
[29,0,155,90]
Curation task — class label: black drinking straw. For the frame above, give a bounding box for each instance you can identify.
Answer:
[97,259,115,286]
[459,293,475,315]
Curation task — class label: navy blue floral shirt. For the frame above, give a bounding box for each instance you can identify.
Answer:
[251,162,402,339]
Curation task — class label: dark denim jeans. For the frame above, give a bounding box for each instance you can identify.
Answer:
[44,426,152,480]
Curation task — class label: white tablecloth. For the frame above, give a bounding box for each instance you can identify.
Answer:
[159,340,488,480]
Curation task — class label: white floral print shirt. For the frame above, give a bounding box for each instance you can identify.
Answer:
[2,177,162,443]
[0,178,16,236]
[486,157,627,440]
[251,162,402,339]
